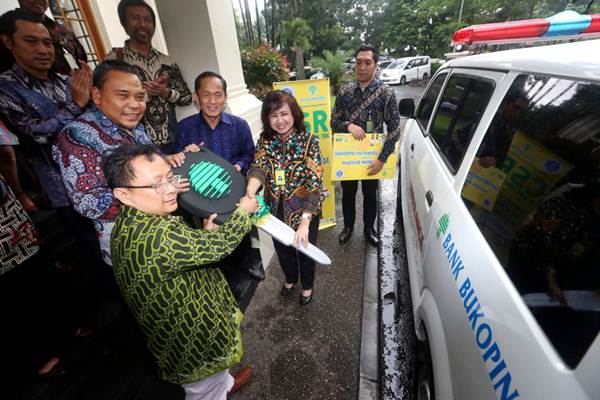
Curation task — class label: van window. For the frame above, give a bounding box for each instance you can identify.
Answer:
[429,74,495,172]
[416,73,447,133]
[460,74,600,368]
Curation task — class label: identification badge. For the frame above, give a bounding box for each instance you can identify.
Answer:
[366,120,374,133]
[275,169,286,186]
[63,49,79,70]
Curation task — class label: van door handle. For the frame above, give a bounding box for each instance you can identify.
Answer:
[426,191,434,206]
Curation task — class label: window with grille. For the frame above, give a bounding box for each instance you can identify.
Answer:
[50,0,105,66]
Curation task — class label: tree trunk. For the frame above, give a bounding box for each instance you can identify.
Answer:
[271,0,276,46]
[295,46,305,80]
[237,0,250,43]
[243,0,255,45]
[255,0,262,43]
[528,0,535,18]
[292,0,300,17]
[264,0,269,45]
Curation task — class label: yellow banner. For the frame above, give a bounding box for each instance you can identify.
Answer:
[331,133,398,181]
[461,158,506,211]
[495,131,574,229]
[273,79,336,229]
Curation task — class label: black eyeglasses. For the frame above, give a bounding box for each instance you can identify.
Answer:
[119,175,182,194]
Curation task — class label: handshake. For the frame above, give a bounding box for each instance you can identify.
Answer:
[203,193,260,231]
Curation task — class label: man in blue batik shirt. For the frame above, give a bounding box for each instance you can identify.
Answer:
[175,71,264,286]
[175,71,255,175]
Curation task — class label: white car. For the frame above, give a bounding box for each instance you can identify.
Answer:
[380,56,430,85]
[396,39,600,399]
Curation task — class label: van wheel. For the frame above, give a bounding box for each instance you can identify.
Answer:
[422,73,429,81]
[416,336,435,400]
[400,76,406,85]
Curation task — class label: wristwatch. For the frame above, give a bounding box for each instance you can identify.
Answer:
[301,212,312,221]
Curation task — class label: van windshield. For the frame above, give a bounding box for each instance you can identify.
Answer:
[388,60,406,69]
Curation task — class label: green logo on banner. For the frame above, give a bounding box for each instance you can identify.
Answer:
[309,84,318,96]
[436,214,449,239]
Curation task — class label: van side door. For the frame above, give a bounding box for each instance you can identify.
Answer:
[425,71,600,399]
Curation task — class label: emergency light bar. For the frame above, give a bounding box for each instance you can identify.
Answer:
[453,10,600,45]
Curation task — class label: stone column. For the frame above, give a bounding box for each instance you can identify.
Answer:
[153,0,262,136]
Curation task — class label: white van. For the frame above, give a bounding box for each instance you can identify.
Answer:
[380,56,430,85]
[395,39,600,399]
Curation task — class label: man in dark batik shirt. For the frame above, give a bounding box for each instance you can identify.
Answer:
[331,44,401,247]
[105,0,192,153]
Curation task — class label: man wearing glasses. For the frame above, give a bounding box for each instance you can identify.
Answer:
[53,60,192,266]
[105,143,257,399]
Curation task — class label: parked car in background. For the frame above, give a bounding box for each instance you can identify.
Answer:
[380,56,431,85]
[376,59,394,78]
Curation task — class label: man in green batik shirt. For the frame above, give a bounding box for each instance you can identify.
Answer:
[104,143,258,400]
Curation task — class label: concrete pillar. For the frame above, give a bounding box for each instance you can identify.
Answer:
[153,0,262,136]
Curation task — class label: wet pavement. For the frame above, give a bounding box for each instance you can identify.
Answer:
[236,184,372,400]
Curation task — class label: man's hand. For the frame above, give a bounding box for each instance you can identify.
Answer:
[238,194,259,214]
[234,164,242,172]
[184,143,202,153]
[143,77,170,98]
[203,213,219,230]
[348,123,366,140]
[367,159,384,176]
[71,61,92,108]
[294,219,310,249]
[175,176,190,193]
[479,156,497,168]
[166,152,185,167]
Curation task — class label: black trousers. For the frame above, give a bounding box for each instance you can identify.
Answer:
[273,206,319,290]
[0,250,71,394]
[341,179,378,231]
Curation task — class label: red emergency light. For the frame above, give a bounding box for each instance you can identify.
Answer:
[453,11,600,45]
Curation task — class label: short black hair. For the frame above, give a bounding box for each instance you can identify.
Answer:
[0,8,49,38]
[103,144,161,189]
[93,59,143,89]
[505,90,528,105]
[354,44,379,63]
[194,71,227,94]
[117,0,156,29]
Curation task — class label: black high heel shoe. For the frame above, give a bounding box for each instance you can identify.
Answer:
[300,290,313,305]
[280,283,297,297]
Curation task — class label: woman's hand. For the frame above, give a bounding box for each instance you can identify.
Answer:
[294,219,310,249]
[246,177,262,199]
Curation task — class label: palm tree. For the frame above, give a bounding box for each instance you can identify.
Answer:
[312,49,349,93]
[281,17,312,80]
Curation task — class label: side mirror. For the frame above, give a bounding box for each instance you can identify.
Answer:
[398,98,415,118]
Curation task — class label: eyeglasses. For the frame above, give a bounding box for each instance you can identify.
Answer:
[120,175,182,194]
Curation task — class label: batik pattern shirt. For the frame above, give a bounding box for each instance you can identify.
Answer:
[0,64,83,208]
[248,129,323,230]
[175,112,255,174]
[111,205,251,384]
[331,79,401,163]
[52,107,151,265]
[105,43,192,145]
[0,176,40,275]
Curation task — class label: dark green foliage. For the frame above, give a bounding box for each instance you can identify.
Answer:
[241,44,290,99]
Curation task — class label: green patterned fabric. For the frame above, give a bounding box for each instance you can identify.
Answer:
[110,205,251,385]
